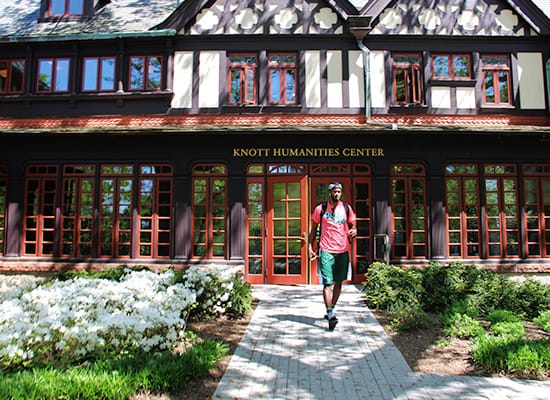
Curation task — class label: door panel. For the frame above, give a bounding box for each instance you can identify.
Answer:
[266,177,308,284]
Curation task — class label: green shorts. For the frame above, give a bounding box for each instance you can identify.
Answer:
[319,250,349,285]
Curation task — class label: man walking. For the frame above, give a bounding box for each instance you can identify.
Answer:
[308,182,357,330]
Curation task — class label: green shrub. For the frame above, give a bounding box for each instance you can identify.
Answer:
[421,262,485,313]
[512,279,550,320]
[387,302,431,332]
[227,275,253,317]
[486,309,521,324]
[467,273,519,316]
[490,321,525,340]
[443,313,485,339]
[363,262,424,310]
[444,300,479,319]
[533,310,550,333]
[472,336,550,377]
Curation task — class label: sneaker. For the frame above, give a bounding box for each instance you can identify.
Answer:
[328,316,338,330]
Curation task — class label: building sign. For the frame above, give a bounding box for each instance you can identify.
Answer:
[233,147,384,158]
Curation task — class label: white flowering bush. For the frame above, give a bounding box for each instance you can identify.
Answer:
[0,266,250,370]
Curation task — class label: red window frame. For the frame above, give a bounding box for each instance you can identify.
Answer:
[36,58,71,93]
[246,172,265,282]
[268,53,297,105]
[392,53,423,105]
[98,165,134,258]
[522,164,550,258]
[431,54,471,80]
[129,56,163,91]
[192,164,227,259]
[82,57,116,92]
[138,164,173,259]
[0,60,25,94]
[61,165,95,258]
[484,164,519,258]
[391,163,427,259]
[228,53,257,105]
[481,55,511,106]
[23,165,58,256]
[48,0,83,16]
[445,164,481,258]
[0,165,7,256]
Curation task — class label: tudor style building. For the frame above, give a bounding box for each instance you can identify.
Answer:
[0,0,549,284]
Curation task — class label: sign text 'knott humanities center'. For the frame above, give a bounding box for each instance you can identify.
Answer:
[233,147,384,158]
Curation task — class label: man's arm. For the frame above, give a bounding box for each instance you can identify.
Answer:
[308,222,319,260]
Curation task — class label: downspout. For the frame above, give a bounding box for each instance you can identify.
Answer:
[348,16,373,124]
[357,40,371,123]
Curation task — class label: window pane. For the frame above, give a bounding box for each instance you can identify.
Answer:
[245,68,255,102]
[147,57,161,89]
[55,59,70,92]
[230,70,241,103]
[130,57,144,90]
[433,56,449,78]
[50,0,65,15]
[395,70,406,102]
[498,72,509,103]
[270,70,281,103]
[69,0,83,14]
[38,60,53,92]
[0,61,6,92]
[285,69,295,102]
[484,72,495,103]
[83,58,98,91]
[100,58,116,91]
[453,56,470,78]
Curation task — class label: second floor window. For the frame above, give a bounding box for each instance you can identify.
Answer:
[268,53,297,105]
[392,54,423,105]
[432,54,471,79]
[37,58,70,93]
[228,54,257,105]
[0,60,25,94]
[481,55,511,106]
[129,56,162,91]
[49,0,83,16]
[83,57,116,92]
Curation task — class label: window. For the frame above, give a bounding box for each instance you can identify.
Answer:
[192,165,227,258]
[138,164,173,258]
[445,164,481,258]
[228,54,257,105]
[484,164,519,257]
[392,54,423,105]
[481,55,511,105]
[391,164,427,259]
[82,57,116,92]
[268,53,297,105]
[61,165,95,257]
[523,164,550,258]
[0,60,25,94]
[48,0,83,16]
[37,58,70,93]
[23,165,58,256]
[129,56,162,91]
[432,54,471,79]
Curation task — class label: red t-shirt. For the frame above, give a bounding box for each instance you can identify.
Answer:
[312,201,356,253]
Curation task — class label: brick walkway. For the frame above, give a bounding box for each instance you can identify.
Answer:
[213,284,550,400]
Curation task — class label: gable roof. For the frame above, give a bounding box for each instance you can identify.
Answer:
[0,0,179,41]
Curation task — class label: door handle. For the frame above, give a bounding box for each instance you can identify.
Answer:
[300,232,307,243]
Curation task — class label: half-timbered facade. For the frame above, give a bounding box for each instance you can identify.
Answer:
[1,0,549,284]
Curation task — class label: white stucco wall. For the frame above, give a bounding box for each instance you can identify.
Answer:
[431,87,451,108]
[305,51,321,108]
[327,50,343,108]
[517,52,546,110]
[349,50,365,108]
[198,51,220,108]
[171,52,194,109]
[370,50,386,108]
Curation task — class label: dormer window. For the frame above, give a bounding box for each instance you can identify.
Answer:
[49,0,83,16]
